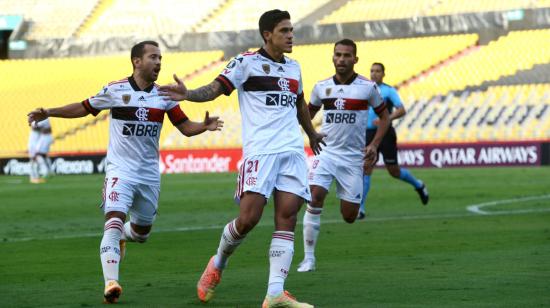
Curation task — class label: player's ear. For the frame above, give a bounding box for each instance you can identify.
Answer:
[354,56,359,65]
[262,30,271,43]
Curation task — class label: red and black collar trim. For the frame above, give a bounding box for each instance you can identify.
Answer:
[258,47,286,64]
[128,75,154,93]
[333,73,358,85]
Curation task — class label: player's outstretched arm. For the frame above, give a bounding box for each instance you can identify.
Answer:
[176,111,223,137]
[296,97,326,155]
[159,74,224,102]
[364,108,390,166]
[27,103,90,125]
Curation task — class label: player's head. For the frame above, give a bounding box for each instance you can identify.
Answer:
[131,40,161,82]
[370,62,385,84]
[333,39,358,75]
[259,10,293,53]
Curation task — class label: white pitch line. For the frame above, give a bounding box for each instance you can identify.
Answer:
[4,200,550,244]
[466,194,550,215]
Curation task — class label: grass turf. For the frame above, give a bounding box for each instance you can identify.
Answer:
[1,167,549,307]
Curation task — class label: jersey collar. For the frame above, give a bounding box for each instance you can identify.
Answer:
[258,47,286,64]
[333,73,358,85]
[128,75,155,93]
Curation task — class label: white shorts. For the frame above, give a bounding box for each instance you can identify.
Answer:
[308,155,363,204]
[235,151,311,203]
[28,132,53,157]
[101,176,160,226]
[28,130,53,158]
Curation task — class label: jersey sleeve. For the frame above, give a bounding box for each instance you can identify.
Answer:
[308,83,322,113]
[369,84,386,115]
[81,86,113,116]
[215,56,245,96]
[166,104,189,126]
[297,72,304,101]
[388,87,404,108]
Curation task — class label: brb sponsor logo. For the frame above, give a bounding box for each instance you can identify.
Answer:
[266,93,296,108]
[325,112,356,124]
[122,123,159,137]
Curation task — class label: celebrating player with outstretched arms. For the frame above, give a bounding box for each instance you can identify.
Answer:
[28,40,223,304]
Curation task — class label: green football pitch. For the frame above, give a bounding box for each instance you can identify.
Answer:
[1,167,549,307]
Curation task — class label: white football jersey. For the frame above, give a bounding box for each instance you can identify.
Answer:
[82,76,188,184]
[309,74,386,164]
[216,48,305,157]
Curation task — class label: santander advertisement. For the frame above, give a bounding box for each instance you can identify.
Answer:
[158,141,543,174]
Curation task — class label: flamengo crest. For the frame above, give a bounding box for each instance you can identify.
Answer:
[278,78,290,91]
[135,107,149,121]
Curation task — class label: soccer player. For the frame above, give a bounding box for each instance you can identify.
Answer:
[357,62,429,219]
[28,118,53,183]
[27,41,223,304]
[296,39,390,272]
[160,10,324,308]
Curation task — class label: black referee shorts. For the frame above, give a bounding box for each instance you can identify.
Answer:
[366,127,398,165]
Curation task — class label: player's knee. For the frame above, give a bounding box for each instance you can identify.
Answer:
[236,216,260,234]
[388,167,400,178]
[342,214,356,224]
[131,230,150,243]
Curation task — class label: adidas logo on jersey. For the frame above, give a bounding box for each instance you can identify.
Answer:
[138,96,146,102]
[338,88,344,94]
[277,66,284,72]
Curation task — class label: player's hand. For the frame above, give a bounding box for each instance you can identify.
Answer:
[203,111,223,131]
[27,108,49,126]
[159,74,188,101]
[309,132,327,155]
[363,144,378,167]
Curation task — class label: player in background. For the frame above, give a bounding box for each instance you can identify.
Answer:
[358,62,429,219]
[28,41,223,304]
[28,118,53,183]
[160,10,324,308]
[296,39,390,272]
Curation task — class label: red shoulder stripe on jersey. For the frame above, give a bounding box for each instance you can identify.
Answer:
[148,108,165,123]
[241,51,257,56]
[215,75,235,96]
[167,105,188,126]
[374,102,387,115]
[108,78,128,86]
[82,99,100,116]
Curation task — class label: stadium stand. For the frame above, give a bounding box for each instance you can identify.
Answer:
[1,1,549,157]
[320,0,546,24]
[0,0,97,40]
[399,29,550,100]
[78,0,225,38]
[395,84,550,142]
[0,50,223,156]
[195,0,331,33]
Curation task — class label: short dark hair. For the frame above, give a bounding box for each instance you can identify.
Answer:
[258,10,291,43]
[334,38,357,56]
[372,62,385,73]
[131,40,159,67]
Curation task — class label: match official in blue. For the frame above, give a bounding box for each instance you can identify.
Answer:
[358,62,428,219]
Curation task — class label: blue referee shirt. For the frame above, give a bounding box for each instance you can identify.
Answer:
[367,83,403,130]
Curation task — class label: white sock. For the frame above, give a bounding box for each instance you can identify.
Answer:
[303,205,322,260]
[214,219,245,270]
[36,155,47,177]
[100,217,124,284]
[267,231,294,297]
[29,159,39,180]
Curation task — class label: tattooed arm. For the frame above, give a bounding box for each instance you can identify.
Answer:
[186,80,224,102]
[159,74,224,102]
